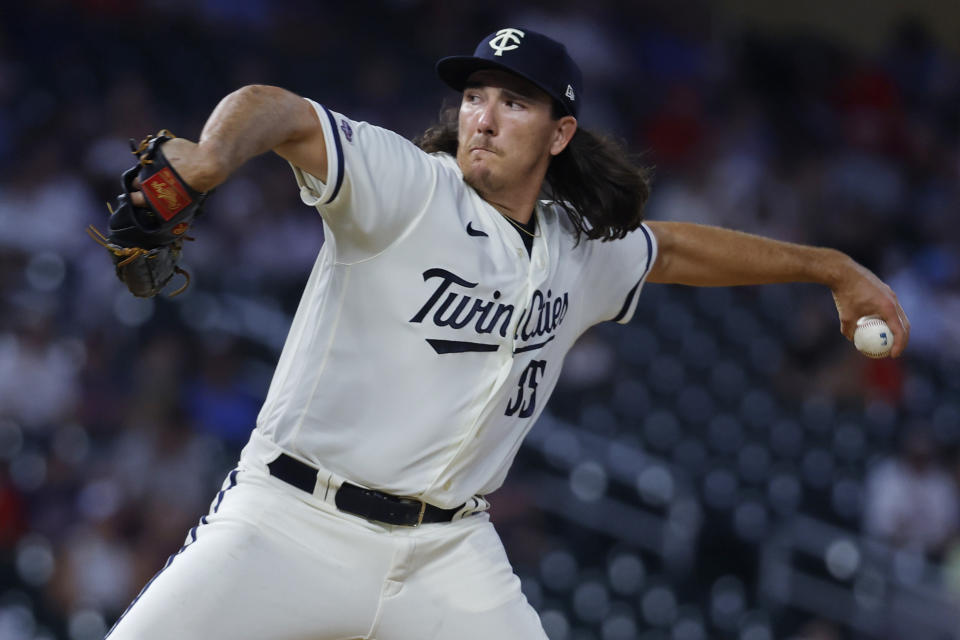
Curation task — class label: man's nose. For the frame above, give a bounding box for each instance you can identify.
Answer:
[476,102,497,135]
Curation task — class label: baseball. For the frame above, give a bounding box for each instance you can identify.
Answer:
[854,315,894,358]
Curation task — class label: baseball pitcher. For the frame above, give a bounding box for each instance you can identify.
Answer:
[100,28,909,639]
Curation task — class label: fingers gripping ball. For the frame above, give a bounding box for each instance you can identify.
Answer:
[854,316,894,359]
[87,130,208,298]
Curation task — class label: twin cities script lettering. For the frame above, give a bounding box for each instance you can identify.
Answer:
[409,268,569,351]
[409,268,565,418]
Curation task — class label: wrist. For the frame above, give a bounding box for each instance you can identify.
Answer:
[193,141,230,192]
[812,247,855,290]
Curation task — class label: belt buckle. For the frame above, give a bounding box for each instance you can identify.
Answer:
[394,495,426,527]
[414,500,426,527]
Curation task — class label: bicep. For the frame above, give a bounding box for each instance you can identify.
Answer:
[273,97,328,183]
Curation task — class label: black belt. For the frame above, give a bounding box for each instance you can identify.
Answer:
[266,453,463,527]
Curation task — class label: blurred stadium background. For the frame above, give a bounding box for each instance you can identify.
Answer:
[1,1,959,638]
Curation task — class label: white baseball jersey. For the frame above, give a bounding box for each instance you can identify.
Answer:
[255,99,657,508]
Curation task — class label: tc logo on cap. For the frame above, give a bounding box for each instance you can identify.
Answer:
[489,28,525,56]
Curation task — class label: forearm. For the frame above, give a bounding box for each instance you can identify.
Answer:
[195,85,321,188]
[645,220,909,355]
[646,221,850,288]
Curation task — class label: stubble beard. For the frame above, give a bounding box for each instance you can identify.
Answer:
[464,168,501,197]
[459,152,503,198]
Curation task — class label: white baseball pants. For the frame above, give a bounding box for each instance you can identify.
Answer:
[105,437,547,640]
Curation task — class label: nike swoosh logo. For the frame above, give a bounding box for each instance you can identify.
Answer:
[466,221,488,237]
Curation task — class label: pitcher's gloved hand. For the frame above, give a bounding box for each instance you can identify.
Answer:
[88,130,209,298]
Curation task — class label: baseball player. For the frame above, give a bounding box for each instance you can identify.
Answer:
[105,28,909,639]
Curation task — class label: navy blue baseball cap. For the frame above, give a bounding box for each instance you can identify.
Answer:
[436,27,583,118]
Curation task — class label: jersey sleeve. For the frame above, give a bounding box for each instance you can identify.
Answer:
[289,99,438,262]
[579,222,658,328]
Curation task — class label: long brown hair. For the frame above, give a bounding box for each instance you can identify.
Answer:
[414,105,652,243]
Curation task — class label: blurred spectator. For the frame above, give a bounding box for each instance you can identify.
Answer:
[0,470,26,549]
[0,314,81,430]
[184,342,261,445]
[49,517,135,617]
[863,425,959,557]
[112,408,222,516]
[642,83,706,169]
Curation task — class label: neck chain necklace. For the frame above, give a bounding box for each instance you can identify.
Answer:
[500,211,540,238]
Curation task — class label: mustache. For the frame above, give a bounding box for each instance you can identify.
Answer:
[466,138,500,154]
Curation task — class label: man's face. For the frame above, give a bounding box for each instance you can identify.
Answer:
[456,69,570,198]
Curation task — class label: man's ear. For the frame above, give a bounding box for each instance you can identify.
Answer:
[550,116,578,156]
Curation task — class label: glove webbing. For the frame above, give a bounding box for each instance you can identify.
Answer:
[87,215,193,298]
